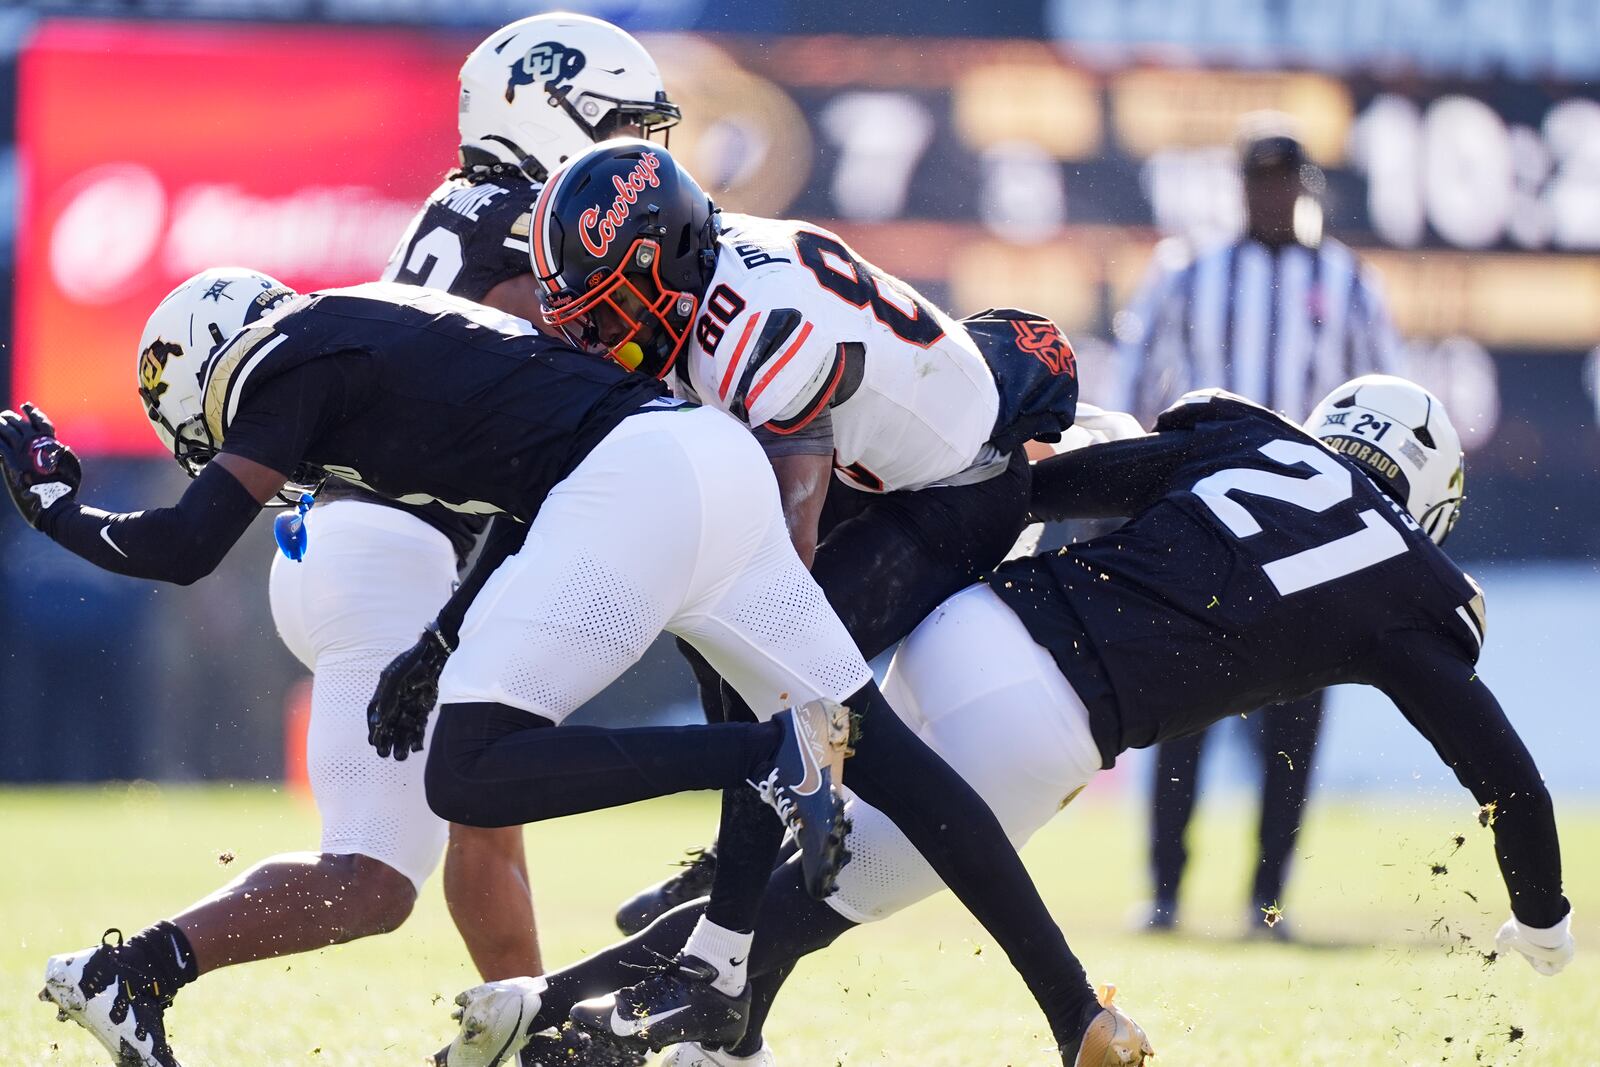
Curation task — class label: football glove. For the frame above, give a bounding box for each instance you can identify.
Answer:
[367,624,452,761]
[0,403,82,530]
[1495,911,1575,976]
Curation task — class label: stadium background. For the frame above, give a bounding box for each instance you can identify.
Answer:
[0,0,1595,811]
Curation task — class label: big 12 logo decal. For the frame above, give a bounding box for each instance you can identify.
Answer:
[506,41,586,103]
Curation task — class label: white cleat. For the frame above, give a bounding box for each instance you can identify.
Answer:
[1072,985,1154,1067]
[39,933,180,1067]
[438,976,548,1067]
[657,1040,774,1066]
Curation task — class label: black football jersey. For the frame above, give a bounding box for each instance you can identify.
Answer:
[207,282,669,524]
[313,173,542,556]
[382,172,539,303]
[992,392,1484,765]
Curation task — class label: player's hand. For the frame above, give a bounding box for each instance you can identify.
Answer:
[367,625,452,761]
[0,403,82,530]
[1496,911,1575,976]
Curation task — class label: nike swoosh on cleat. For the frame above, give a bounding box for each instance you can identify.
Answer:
[99,525,129,558]
[792,713,823,797]
[609,1003,691,1036]
[487,1003,526,1065]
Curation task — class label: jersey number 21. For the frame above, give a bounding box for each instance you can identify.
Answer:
[1192,439,1408,596]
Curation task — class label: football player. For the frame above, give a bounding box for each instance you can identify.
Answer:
[24,16,678,1067]
[455,378,1569,1067]
[516,137,1081,938]
[9,275,1110,1065]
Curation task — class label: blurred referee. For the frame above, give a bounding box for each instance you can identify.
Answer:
[1112,112,1403,937]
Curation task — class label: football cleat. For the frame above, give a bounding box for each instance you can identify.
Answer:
[1069,985,1154,1067]
[569,954,750,1052]
[39,930,180,1067]
[657,1039,775,1066]
[615,846,719,936]
[435,976,548,1067]
[748,701,852,899]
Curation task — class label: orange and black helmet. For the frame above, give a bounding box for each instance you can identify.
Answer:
[531,138,717,379]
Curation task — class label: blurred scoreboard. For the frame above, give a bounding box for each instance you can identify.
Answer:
[12,22,1600,551]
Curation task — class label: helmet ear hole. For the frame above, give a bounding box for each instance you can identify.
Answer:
[676,223,692,258]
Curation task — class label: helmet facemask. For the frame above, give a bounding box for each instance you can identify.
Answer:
[544,231,698,378]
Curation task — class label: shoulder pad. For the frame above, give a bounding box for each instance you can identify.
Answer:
[715,306,838,430]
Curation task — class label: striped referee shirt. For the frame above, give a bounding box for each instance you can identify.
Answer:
[1112,236,1402,425]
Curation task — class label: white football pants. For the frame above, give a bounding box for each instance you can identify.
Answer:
[268,500,457,890]
[827,582,1104,922]
[439,406,873,722]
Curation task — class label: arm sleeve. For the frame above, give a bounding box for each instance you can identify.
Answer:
[1373,629,1569,929]
[39,462,263,585]
[752,408,834,459]
[1027,429,1193,523]
[434,515,530,648]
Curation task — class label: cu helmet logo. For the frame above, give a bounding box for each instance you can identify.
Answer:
[506,41,586,103]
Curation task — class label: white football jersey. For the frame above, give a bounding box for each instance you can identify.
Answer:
[675,213,999,493]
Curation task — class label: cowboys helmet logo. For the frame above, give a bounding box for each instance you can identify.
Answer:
[506,41,586,103]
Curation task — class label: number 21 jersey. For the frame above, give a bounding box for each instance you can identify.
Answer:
[991,391,1485,765]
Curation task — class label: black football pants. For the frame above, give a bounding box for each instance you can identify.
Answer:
[1150,690,1326,911]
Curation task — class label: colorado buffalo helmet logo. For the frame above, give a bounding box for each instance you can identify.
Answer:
[506,41,586,103]
[138,339,181,415]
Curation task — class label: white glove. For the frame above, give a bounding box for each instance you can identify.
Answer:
[1496,911,1575,976]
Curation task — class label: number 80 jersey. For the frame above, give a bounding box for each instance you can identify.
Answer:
[674,213,1002,493]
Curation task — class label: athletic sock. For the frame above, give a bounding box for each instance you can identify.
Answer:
[119,920,200,1000]
[681,916,752,996]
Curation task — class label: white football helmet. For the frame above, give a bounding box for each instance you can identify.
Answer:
[457,14,678,181]
[137,267,295,477]
[1306,374,1464,544]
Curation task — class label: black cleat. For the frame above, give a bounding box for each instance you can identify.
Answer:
[39,929,180,1067]
[748,700,852,899]
[568,954,750,1052]
[614,846,719,935]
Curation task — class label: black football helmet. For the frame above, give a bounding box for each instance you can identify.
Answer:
[531,138,717,378]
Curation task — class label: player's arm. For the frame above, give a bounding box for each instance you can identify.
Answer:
[724,309,847,568]
[756,419,834,568]
[1372,628,1572,964]
[1028,428,1192,523]
[0,405,275,586]
[368,515,531,760]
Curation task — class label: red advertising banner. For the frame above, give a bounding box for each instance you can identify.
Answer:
[15,21,470,453]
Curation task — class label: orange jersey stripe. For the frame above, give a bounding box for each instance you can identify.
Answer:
[718,312,763,401]
[744,320,815,416]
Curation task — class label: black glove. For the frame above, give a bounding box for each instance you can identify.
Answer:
[0,403,82,530]
[367,625,452,761]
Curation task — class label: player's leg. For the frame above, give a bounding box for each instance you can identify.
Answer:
[1145,731,1207,929]
[445,824,541,980]
[40,503,457,1067]
[1249,690,1325,932]
[667,494,1108,1058]
[810,449,1033,660]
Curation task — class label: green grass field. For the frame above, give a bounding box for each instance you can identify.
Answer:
[4,785,1596,1065]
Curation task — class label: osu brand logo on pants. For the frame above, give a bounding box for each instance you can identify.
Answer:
[1012,319,1076,378]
